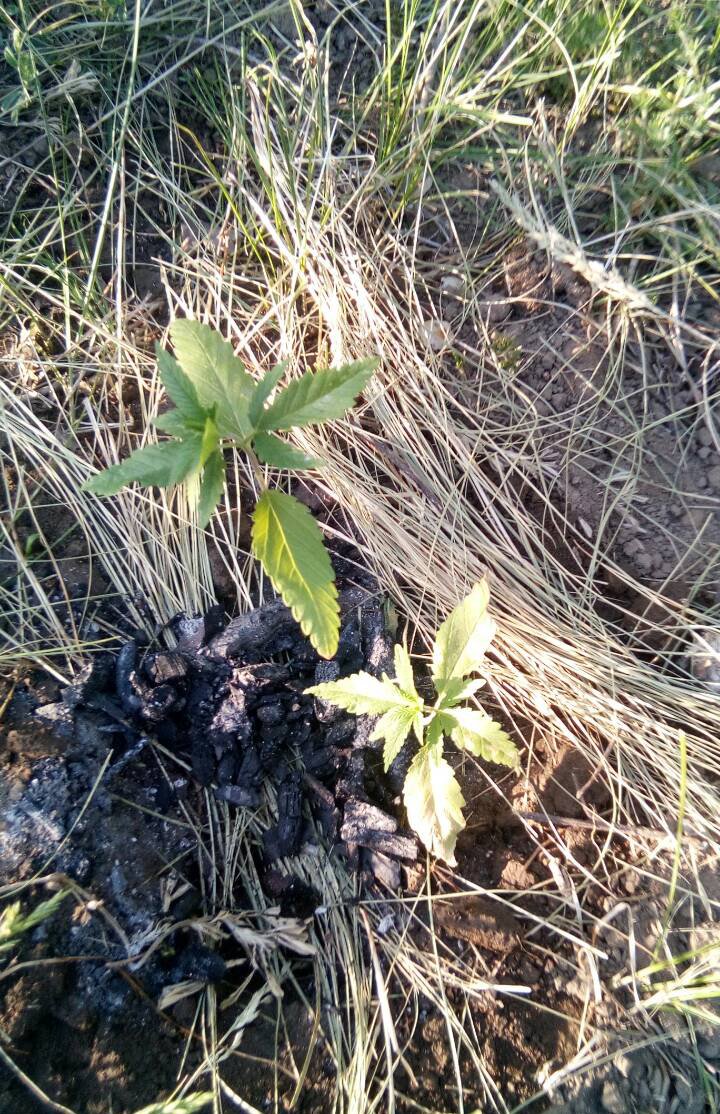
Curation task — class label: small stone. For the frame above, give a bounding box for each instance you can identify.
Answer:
[634,552,653,573]
[480,299,511,323]
[623,538,644,557]
[364,850,401,890]
[698,446,711,461]
[697,426,713,448]
[214,785,261,808]
[670,503,684,519]
[707,465,720,490]
[440,273,465,296]
[420,318,452,352]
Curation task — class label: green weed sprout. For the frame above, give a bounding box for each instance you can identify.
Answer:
[83,321,378,658]
[307,582,518,863]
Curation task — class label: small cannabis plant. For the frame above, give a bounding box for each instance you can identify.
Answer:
[307,582,518,864]
[84,320,378,658]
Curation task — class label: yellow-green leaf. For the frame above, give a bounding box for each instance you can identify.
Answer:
[436,676,486,708]
[371,704,420,771]
[403,744,466,865]
[393,642,419,700]
[444,707,518,766]
[432,582,495,694]
[252,489,338,658]
[306,672,416,716]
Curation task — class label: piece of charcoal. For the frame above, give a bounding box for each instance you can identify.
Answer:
[210,684,251,746]
[146,651,187,684]
[359,830,418,860]
[312,660,340,722]
[61,655,113,710]
[360,599,394,676]
[325,719,355,746]
[262,870,318,917]
[215,784,261,808]
[266,772,303,858]
[216,752,238,785]
[106,735,150,779]
[232,664,289,689]
[116,642,142,713]
[363,850,401,890]
[259,724,285,743]
[203,598,299,661]
[139,682,180,723]
[341,799,398,841]
[236,746,264,787]
[191,739,215,786]
[256,703,284,725]
[203,604,224,643]
[173,615,206,653]
[334,751,367,801]
[172,941,227,984]
[303,746,337,778]
[288,720,311,745]
[336,611,362,665]
[259,736,283,768]
[35,701,74,737]
[385,739,417,795]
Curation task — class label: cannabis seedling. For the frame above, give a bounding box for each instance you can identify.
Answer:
[306,582,518,863]
[83,320,378,659]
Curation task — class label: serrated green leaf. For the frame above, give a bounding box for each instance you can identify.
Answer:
[197,451,225,528]
[252,489,339,658]
[370,704,420,771]
[83,436,202,496]
[156,344,206,423]
[425,710,455,748]
[393,642,419,700]
[154,410,194,437]
[170,320,255,440]
[436,677,486,709]
[257,358,379,432]
[403,744,465,865]
[432,582,496,694]
[306,672,416,716]
[252,432,323,471]
[249,360,289,427]
[444,707,518,766]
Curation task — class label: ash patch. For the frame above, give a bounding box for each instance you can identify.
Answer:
[4,586,417,896]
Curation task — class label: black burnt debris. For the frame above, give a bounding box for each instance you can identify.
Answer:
[43,585,418,890]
